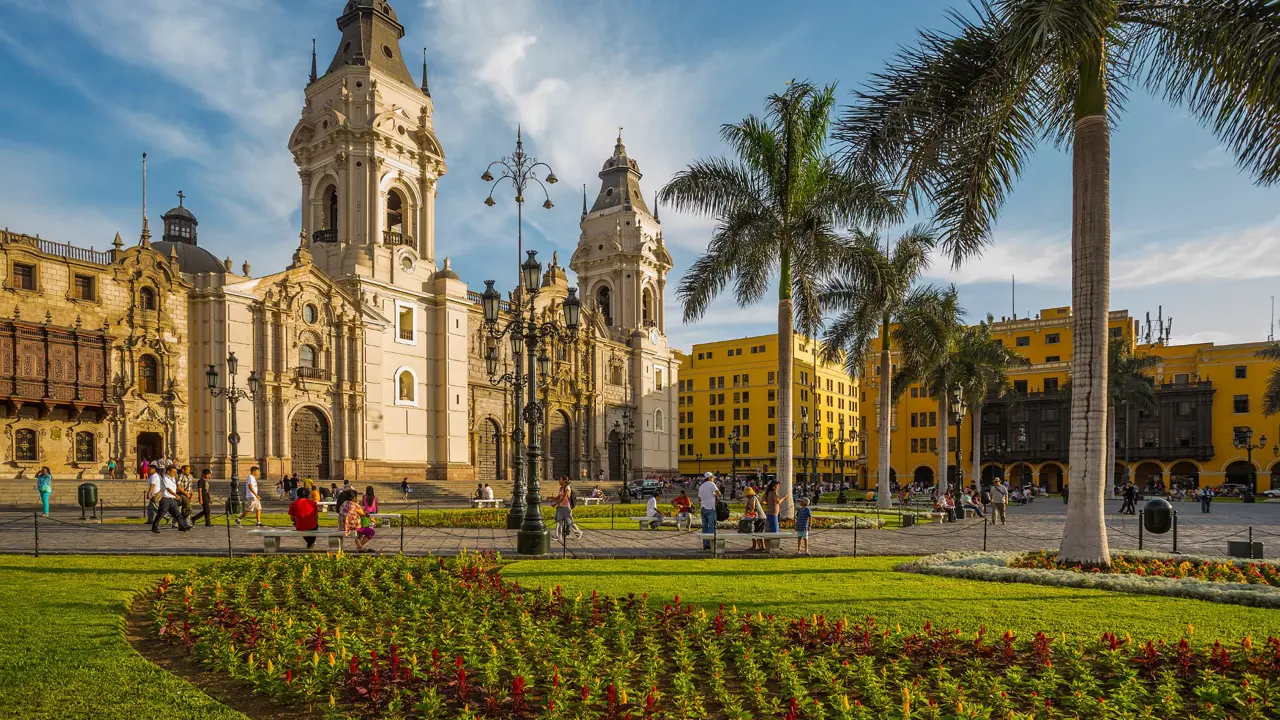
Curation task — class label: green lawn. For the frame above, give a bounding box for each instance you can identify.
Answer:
[501,556,1280,642]
[0,555,241,720]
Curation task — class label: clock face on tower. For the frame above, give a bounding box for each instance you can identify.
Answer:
[649,327,660,344]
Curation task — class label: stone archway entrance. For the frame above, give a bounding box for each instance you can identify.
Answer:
[478,418,501,482]
[291,407,331,481]
[548,410,571,481]
[1040,463,1065,493]
[137,432,163,464]
[608,429,622,481]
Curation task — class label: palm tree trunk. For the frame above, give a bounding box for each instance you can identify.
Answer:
[1105,403,1116,499]
[777,287,795,520]
[937,393,949,496]
[877,315,892,508]
[1059,37,1112,566]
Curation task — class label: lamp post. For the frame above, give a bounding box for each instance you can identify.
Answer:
[798,405,816,499]
[695,452,703,477]
[481,130,558,529]
[205,352,259,513]
[728,428,741,487]
[615,412,635,498]
[835,415,848,503]
[1233,427,1268,494]
[950,388,967,492]
[857,427,868,490]
[827,425,840,503]
[481,251,580,555]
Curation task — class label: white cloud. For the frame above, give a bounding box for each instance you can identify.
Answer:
[1113,215,1280,288]
[1191,145,1232,171]
[926,230,1069,287]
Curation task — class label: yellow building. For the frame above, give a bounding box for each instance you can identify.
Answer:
[861,305,1280,493]
[676,334,860,482]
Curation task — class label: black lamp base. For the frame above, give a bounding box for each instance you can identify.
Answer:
[516,529,550,555]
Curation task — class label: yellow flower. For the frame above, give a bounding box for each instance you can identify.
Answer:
[248,653,255,667]
[841,695,851,711]
[267,659,274,674]
[620,688,628,704]
[329,652,336,667]
[902,687,911,716]
[329,694,336,708]
[313,651,320,666]
[1187,623,1195,636]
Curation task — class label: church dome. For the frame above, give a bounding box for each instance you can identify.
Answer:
[154,193,225,274]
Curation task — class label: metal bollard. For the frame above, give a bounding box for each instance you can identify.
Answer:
[400,518,404,555]
[853,521,858,558]
[1250,527,1255,559]
[983,519,988,551]
[1172,511,1179,554]
[33,512,39,557]
[225,509,234,559]
[1138,510,1144,551]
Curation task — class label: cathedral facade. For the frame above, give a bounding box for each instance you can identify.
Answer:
[0,0,678,484]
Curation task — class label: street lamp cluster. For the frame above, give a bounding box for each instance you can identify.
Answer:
[828,415,849,503]
[1234,427,1268,493]
[481,254,580,555]
[204,352,259,512]
[614,413,635,498]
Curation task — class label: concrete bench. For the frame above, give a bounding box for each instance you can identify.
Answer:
[582,496,605,505]
[471,498,505,509]
[700,531,797,551]
[247,528,346,553]
[630,515,692,530]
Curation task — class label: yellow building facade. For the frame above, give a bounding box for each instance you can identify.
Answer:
[861,305,1280,493]
[676,334,860,481]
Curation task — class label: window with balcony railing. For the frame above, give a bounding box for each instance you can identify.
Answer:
[383,231,414,247]
[295,367,329,381]
[313,229,339,244]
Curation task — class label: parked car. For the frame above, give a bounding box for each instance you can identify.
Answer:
[630,479,662,499]
[1207,484,1249,497]
[1261,488,1280,499]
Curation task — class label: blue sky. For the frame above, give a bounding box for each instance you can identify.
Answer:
[1,0,1277,351]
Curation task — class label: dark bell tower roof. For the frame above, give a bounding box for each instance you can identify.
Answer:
[325,0,417,88]
[590,131,649,215]
[154,192,226,274]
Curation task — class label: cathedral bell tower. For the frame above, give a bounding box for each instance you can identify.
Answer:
[570,133,673,339]
[289,0,447,285]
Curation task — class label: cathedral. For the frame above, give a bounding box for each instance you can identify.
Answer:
[0,0,678,485]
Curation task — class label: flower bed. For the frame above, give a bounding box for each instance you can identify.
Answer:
[903,551,1280,609]
[150,554,1280,719]
[1014,550,1280,587]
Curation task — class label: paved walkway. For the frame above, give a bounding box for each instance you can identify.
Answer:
[1,502,1275,559]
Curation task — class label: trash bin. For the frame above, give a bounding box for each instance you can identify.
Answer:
[901,514,916,528]
[77,482,98,519]
[954,506,966,521]
[1142,498,1174,534]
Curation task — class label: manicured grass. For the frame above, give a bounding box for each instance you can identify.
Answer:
[0,555,240,720]
[501,555,1280,642]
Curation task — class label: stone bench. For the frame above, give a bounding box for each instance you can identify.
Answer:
[470,499,505,509]
[629,515,692,530]
[700,531,796,552]
[247,528,346,553]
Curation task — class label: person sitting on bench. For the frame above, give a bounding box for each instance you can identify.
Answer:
[288,490,321,548]
[644,494,666,529]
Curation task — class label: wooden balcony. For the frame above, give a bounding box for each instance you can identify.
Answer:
[295,366,330,382]
[312,229,339,244]
[0,320,112,416]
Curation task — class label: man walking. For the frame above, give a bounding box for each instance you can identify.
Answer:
[697,471,720,551]
[1119,483,1137,515]
[236,465,263,527]
[151,466,190,533]
[144,465,163,525]
[190,469,213,526]
[990,478,1009,525]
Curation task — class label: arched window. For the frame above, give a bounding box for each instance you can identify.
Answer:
[75,431,96,463]
[642,287,653,325]
[139,287,157,311]
[596,285,612,326]
[299,345,317,369]
[14,429,36,462]
[654,409,665,432]
[139,355,160,394]
[395,368,416,405]
[326,186,339,230]
[387,189,405,235]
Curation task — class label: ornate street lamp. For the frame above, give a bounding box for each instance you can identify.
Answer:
[206,352,259,513]
[481,130,559,530]
[835,415,848,503]
[1233,427,1268,494]
[482,127,558,297]
[728,428,741,487]
[950,388,967,491]
[615,412,635,498]
[482,251,579,555]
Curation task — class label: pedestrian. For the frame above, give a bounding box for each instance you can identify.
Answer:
[106,459,117,480]
[551,477,579,540]
[144,465,163,525]
[697,471,720,550]
[176,465,195,521]
[236,465,263,527]
[400,477,411,499]
[289,473,300,500]
[794,497,812,554]
[338,490,373,552]
[34,466,52,517]
[361,485,379,522]
[288,489,320,548]
[151,466,191,533]
[763,479,781,534]
[190,469,213,526]
[1061,483,1069,504]
[990,479,1008,525]
[139,458,149,481]
[1200,487,1213,513]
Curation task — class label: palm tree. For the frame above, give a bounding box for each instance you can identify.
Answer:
[892,286,966,496]
[1108,340,1160,493]
[820,226,935,508]
[951,317,1030,490]
[661,81,899,518]
[1256,343,1280,417]
[836,1,1280,564]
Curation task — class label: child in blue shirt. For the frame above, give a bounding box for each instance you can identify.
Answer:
[794,497,812,554]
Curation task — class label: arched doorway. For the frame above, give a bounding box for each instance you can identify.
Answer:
[981,464,1003,484]
[1224,460,1256,491]
[548,410,571,481]
[888,468,898,490]
[477,418,501,482]
[1134,461,1164,491]
[291,407,331,480]
[1040,463,1065,493]
[1007,463,1032,487]
[608,429,622,481]
[912,466,934,488]
[1269,461,1280,493]
[136,432,163,464]
[1169,461,1200,491]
